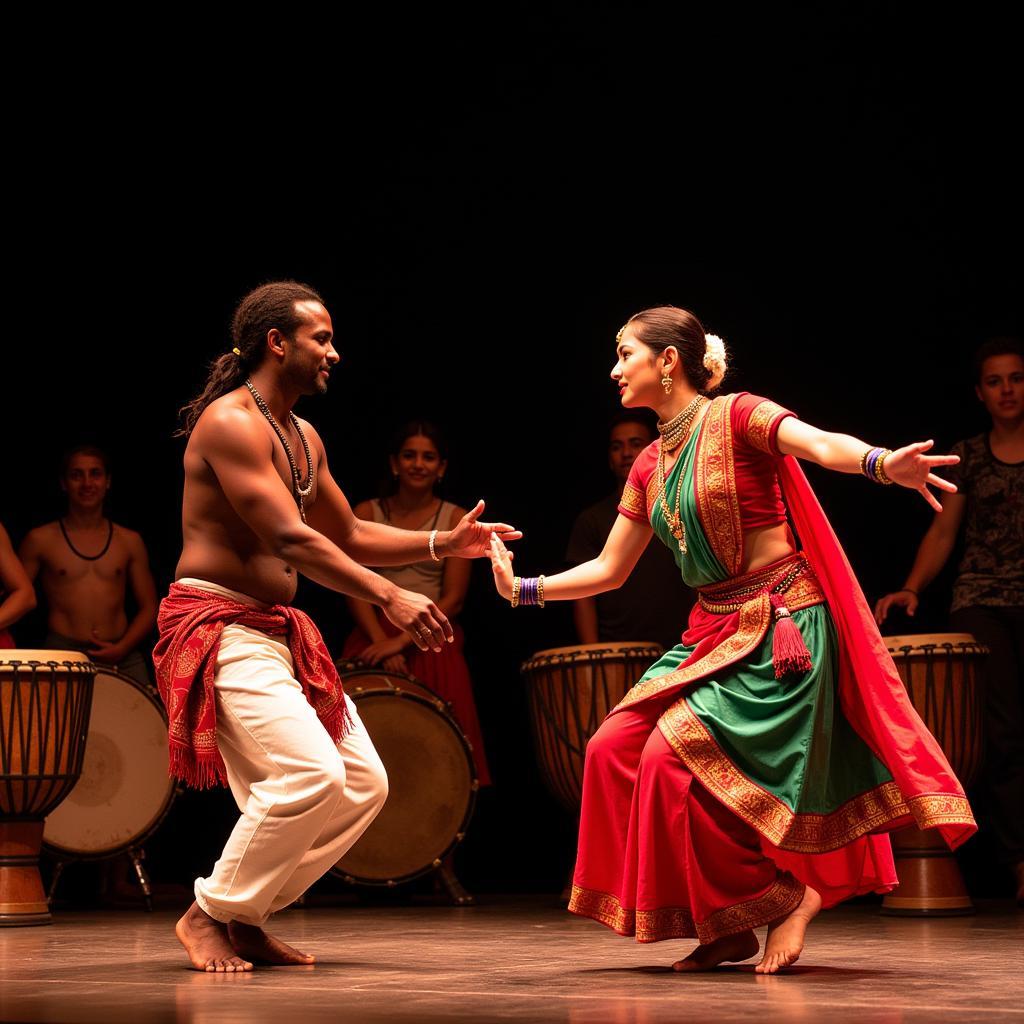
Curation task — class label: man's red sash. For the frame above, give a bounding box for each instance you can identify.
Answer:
[152,582,351,789]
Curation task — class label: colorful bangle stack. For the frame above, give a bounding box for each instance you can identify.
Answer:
[860,447,895,485]
[511,575,546,608]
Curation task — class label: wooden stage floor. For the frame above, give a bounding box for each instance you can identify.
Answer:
[1,898,1020,1023]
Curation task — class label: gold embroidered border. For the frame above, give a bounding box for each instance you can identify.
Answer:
[697,875,804,944]
[695,395,743,575]
[746,400,793,455]
[908,793,975,830]
[568,877,804,944]
[614,593,772,710]
[619,482,646,519]
[658,694,923,853]
[568,885,696,942]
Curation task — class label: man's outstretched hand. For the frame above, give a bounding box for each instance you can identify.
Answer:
[444,500,522,559]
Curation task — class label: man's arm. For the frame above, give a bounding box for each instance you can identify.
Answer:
[874,492,966,624]
[302,424,520,564]
[0,524,36,631]
[201,407,451,649]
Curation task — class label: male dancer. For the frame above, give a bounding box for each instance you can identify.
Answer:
[159,281,518,972]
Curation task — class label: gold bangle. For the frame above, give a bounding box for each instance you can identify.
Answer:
[876,449,894,485]
[537,574,545,608]
[511,576,522,608]
[859,447,872,477]
[428,529,441,562]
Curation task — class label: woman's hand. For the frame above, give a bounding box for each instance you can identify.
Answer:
[360,634,412,665]
[882,441,959,512]
[445,500,523,558]
[488,534,515,601]
[874,589,919,626]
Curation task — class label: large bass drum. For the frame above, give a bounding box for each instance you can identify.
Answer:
[43,666,176,860]
[331,667,477,887]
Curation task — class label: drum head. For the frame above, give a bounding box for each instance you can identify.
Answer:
[334,691,475,884]
[43,669,175,857]
[883,633,981,654]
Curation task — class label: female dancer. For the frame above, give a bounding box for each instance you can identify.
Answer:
[343,420,491,786]
[488,307,975,974]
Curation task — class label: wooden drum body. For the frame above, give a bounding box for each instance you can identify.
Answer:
[521,642,663,812]
[0,651,95,925]
[880,633,986,916]
[331,669,477,888]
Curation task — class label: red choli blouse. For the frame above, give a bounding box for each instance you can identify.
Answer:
[618,393,795,531]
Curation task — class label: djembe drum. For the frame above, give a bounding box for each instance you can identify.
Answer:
[880,633,986,916]
[521,643,663,812]
[0,651,95,925]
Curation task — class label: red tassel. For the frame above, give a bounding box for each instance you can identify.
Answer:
[770,593,812,678]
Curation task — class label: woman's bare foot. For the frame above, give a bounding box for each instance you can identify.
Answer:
[755,885,822,974]
[227,921,316,966]
[175,902,254,973]
[672,930,759,972]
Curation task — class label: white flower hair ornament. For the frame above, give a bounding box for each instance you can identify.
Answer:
[702,333,728,391]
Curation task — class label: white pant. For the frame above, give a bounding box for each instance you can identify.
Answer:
[180,579,388,926]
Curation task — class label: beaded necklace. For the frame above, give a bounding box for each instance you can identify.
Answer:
[655,395,707,554]
[60,518,113,561]
[245,379,315,522]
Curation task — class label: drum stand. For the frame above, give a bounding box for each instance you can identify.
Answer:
[47,845,154,912]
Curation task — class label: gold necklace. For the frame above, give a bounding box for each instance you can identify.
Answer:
[657,395,706,451]
[656,396,707,554]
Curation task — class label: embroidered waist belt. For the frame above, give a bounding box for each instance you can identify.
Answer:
[697,552,824,614]
[697,553,824,679]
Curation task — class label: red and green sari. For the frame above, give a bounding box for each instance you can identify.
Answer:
[568,393,975,944]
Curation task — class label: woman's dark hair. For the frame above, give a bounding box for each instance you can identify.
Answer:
[382,420,449,499]
[974,336,1024,382]
[622,306,723,393]
[175,280,325,437]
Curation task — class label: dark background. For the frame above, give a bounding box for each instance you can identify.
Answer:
[4,9,1020,898]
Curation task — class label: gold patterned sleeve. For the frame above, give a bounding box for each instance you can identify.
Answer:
[616,444,655,523]
[736,394,796,456]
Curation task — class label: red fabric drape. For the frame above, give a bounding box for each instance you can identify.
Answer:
[152,583,351,789]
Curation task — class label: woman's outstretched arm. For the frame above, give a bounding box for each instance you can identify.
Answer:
[488,515,652,603]
[776,418,960,512]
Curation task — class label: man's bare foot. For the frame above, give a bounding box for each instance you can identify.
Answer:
[755,885,822,974]
[227,921,316,966]
[175,902,253,973]
[672,930,759,972]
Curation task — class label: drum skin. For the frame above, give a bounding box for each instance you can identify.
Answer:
[521,642,663,812]
[332,668,477,886]
[43,667,176,859]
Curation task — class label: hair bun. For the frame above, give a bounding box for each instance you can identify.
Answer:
[702,333,728,391]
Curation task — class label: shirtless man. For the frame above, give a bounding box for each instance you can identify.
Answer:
[19,447,157,683]
[158,280,518,972]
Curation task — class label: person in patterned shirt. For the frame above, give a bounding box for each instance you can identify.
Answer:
[876,337,1024,902]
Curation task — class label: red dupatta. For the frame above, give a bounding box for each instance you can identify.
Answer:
[777,455,975,850]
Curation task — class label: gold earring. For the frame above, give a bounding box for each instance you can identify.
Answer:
[661,374,673,395]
